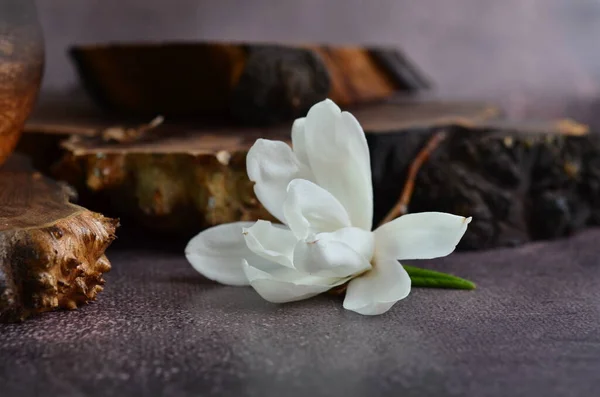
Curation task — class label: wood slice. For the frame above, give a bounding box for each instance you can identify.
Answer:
[0,155,118,322]
[22,99,592,251]
[25,97,599,251]
[0,0,44,165]
[70,43,430,125]
[19,100,498,238]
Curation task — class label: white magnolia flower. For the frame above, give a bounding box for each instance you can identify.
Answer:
[186,99,471,315]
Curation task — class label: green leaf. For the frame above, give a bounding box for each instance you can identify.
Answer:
[403,265,476,290]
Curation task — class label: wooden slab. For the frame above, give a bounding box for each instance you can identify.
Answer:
[19,99,594,251]
[19,100,499,233]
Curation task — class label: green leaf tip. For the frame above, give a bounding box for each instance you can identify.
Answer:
[403,265,476,290]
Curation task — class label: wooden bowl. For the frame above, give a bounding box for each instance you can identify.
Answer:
[0,0,44,166]
[70,42,429,125]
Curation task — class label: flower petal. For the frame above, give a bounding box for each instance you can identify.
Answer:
[242,220,297,268]
[283,179,351,240]
[185,222,259,286]
[303,99,373,230]
[291,117,310,167]
[323,227,375,261]
[293,228,373,278]
[244,260,344,303]
[343,258,411,315]
[374,212,472,260]
[246,139,313,223]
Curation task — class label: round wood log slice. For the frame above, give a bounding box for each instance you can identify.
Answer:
[27,97,600,252]
[0,0,44,166]
[41,108,593,252]
[0,155,118,322]
[20,100,499,238]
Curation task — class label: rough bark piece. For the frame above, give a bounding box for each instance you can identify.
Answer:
[0,0,44,165]
[368,119,592,250]
[70,43,429,124]
[0,155,118,322]
[20,100,498,239]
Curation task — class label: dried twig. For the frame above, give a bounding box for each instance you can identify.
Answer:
[101,115,164,143]
[378,130,447,227]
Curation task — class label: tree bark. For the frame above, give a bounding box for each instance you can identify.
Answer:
[369,118,591,249]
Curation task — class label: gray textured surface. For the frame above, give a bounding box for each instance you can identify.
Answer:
[1,229,599,396]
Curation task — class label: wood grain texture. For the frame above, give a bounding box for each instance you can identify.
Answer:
[0,155,118,322]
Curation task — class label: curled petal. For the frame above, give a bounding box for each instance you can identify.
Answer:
[343,257,411,315]
[283,179,351,240]
[243,261,344,303]
[246,139,313,223]
[374,212,472,260]
[242,220,297,268]
[322,227,375,262]
[185,222,258,286]
[291,117,310,167]
[304,99,373,230]
[293,228,373,278]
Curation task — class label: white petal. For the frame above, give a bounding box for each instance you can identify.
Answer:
[242,220,297,268]
[303,99,373,230]
[291,117,310,166]
[283,179,351,240]
[185,222,258,286]
[322,227,375,261]
[246,139,313,223]
[293,228,373,278]
[374,212,472,260]
[243,260,344,303]
[343,258,411,315]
